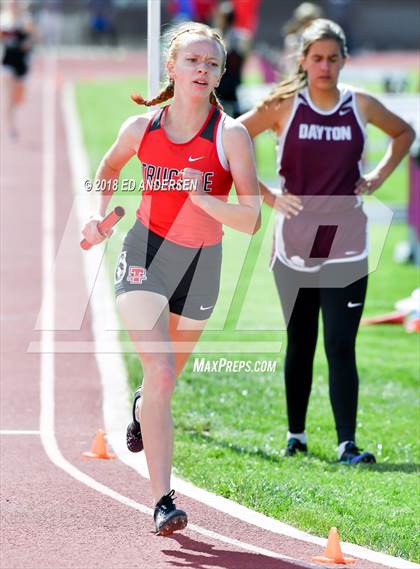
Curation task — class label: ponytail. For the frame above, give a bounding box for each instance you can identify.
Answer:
[257,66,307,110]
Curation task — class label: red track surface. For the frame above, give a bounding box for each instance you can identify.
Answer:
[0,51,400,569]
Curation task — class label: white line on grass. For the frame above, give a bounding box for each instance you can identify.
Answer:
[61,80,418,569]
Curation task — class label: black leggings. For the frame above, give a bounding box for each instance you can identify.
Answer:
[273,258,368,443]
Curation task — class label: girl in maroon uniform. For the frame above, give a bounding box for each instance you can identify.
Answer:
[82,22,260,534]
[240,19,414,464]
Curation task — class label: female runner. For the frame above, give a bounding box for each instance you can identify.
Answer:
[82,22,260,534]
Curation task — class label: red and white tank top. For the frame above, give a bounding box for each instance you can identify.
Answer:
[137,105,233,247]
[272,85,368,271]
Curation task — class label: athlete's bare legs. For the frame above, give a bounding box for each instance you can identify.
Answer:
[117,290,207,503]
[2,73,25,138]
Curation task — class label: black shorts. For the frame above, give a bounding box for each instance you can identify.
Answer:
[2,48,29,78]
[115,221,222,320]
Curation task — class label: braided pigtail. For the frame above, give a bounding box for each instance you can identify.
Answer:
[131,81,175,107]
[209,90,224,110]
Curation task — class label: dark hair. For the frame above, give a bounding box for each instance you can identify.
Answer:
[258,19,348,110]
[131,22,227,109]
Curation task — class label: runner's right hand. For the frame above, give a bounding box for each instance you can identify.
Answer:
[81,216,111,246]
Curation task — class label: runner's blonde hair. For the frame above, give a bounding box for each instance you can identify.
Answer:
[131,22,227,109]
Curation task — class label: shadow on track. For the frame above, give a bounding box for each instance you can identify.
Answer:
[162,533,309,569]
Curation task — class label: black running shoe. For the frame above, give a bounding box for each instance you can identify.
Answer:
[339,441,376,465]
[126,387,143,453]
[154,490,188,536]
[285,438,308,457]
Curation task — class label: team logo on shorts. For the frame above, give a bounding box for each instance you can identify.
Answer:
[115,251,127,284]
[127,266,147,285]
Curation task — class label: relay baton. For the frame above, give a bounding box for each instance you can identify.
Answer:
[80,206,125,250]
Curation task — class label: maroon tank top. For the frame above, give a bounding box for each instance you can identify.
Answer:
[273,86,368,271]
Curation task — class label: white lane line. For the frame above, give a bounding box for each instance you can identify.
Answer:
[39,51,57,451]
[61,82,418,569]
[0,430,41,435]
[37,48,152,525]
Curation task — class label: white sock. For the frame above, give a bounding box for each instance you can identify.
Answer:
[134,386,142,422]
[287,431,307,445]
[135,398,141,422]
[338,440,354,459]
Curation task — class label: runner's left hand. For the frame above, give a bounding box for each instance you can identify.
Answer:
[182,168,206,206]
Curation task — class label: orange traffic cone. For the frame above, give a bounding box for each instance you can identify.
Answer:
[312,527,355,564]
[82,429,115,459]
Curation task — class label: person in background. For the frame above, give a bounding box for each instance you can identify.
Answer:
[37,0,63,48]
[89,0,118,46]
[1,0,36,138]
[168,0,217,26]
[214,1,251,118]
[239,18,415,464]
[282,2,323,77]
